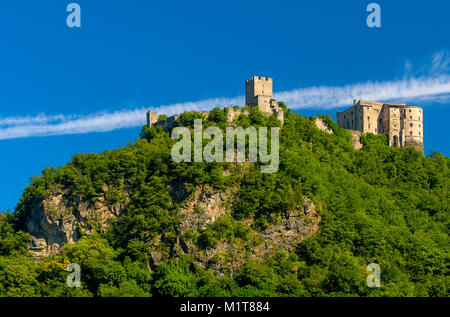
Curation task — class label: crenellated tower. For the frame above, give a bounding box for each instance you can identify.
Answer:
[245,76,284,124]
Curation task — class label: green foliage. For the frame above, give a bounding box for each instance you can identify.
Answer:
[152,255,201,296]
[2,105,449,297]
[158,114,168,121]
[198,215,250,249]
[0,255,39,297]
[317,114,352,141]
[360,133,389,146]
[175,111,206,128]
[236,106,282,128]
[0,213,30,256]
[208,107,228,124]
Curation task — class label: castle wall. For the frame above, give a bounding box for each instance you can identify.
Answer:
[245,76,273,107]
[245,75,284,123]
[337,100,424,151]
[337,103,361,130]
[402,106,424,151]
[383,106,401,147]
[146,111,158,127]
[255,95,273,114]
[361,102,383,134]
[226,107,250,124]
[147,76,284,133]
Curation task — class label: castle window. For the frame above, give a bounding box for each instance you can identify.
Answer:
[409,109,411,112]
[419,132,421,135]
[410,131,413,135]
[410,116,412,119]
[419,117,420,120]
[368,116,370,120]
[410,123,413,127]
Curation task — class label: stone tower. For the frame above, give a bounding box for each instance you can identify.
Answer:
[146,76,285,130]
[245,76,284,123]
[336,100,424,152]
[146,111,158,127]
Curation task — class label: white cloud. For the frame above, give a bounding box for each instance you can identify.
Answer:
[0,97,243,140]
[431,51,450,73]
[275,74,450,110]
[0,54,449,141]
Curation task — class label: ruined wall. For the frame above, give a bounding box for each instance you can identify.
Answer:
[152,114,179,131]
[146,111,158,127]
[226,107,249,124]
[146,76,284,131]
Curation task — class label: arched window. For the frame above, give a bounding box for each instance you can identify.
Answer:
[393,135,399,147]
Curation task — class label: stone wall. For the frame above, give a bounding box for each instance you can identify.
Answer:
[152,114,179,131]
[245,76,273,108]
[146,76,285,132]
[337,99,424,151]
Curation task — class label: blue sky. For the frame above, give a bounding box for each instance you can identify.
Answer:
[0,0,449,212]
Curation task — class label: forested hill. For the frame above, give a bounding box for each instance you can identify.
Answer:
[0,105,448,297]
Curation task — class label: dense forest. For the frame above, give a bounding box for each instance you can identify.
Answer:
[0,105,448,297]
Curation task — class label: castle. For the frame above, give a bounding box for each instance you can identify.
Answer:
[245,76,284,122]
[146,76,284,130]
[337,100,424,151]
[146,78,424,152]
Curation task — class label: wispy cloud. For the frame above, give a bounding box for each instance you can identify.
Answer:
[276,74,450,110]
[1,53,449,141]
[0,98,242,140]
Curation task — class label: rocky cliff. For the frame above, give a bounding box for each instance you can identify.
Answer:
[25,186,128,257]
[24,182,320,272]
[172,184,320,273]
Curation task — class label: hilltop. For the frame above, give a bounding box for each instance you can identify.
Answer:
[0,105,448,297]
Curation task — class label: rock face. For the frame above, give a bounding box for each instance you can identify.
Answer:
[25,188,127,257]
[178,184,236,232]
[315,118,333,134]
[170,184,320,273]
[25,181,321,274]
[350,131,363,150]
